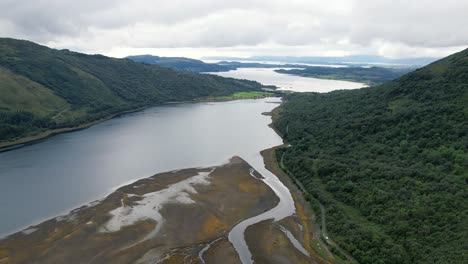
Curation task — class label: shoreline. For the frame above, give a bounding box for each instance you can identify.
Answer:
[0,99,334,262]
[0,95,279,151]
[274,70,372,86]
[0,157,280,263]
[263,105,357,263]
[260,146,335,262]
[259,105,335,262]
[0,105,153,150]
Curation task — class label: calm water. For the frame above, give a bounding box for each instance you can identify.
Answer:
[0,99,285,237]
[208,67,366,92]
[0,69,364,261]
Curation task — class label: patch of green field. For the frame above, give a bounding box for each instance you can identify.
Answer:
[231,91,274,97]
[221,91,275,100]
[201,91,275,102]
[0,67,69,116]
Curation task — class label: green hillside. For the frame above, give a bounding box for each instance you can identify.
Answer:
[275,66,414,84]
[274,48,468,263]
[126,55,234,72]
[0,38,263,143]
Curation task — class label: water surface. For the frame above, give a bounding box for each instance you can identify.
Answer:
[208,67,366,92]
[0,69,365,262]
[0,99,284,237]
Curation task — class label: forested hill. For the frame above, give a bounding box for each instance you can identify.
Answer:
[274,48,468,263]
[275,66,414,84]
[0,38,263,143]
[126,55,234,72]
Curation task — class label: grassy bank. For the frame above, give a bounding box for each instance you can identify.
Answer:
[204,91,276,101]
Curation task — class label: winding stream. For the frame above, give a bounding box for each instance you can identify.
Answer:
[228,160,295,263]
[207,67,365,262]
[0,67,365,263]
[0,99,283,237]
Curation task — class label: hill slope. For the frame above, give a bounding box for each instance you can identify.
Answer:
[204,55,438,66]
[126,55,234,72]
[275,66,414,84]
[0,38,263,144]
[274,48,468,263]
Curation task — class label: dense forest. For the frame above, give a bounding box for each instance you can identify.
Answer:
[274,48,468,263]
[127,55,313,73]
[275,66,414,84]
[0,38,263,143]
[126,55,235,72]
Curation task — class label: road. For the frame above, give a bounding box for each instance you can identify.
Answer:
[280,152,358,263]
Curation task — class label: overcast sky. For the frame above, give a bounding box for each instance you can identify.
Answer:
[1,0,467,59]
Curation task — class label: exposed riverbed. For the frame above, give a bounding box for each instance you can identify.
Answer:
[0,98,285,238]
[0,157,283,263]
[0,66,364,262]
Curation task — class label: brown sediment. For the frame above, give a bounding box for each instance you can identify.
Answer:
[202,238,241,264]
[0,156,278,264]
[245,219,314,264]
[0,100,336,264]
[252,104,336,263]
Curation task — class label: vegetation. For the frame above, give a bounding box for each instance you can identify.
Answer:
[200,91,276,102]
[275,66,414,84]
[206,55,437,66]
[126,55,235,72]
[216,61,313,69]
[216,91,275,100]
[126,55,316,73]
[0,38,264,143]
[229,91,274,97]
[274,48,468,263]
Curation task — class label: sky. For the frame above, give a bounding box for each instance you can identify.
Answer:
[1,0,467,59]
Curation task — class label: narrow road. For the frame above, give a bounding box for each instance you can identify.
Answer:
[280,152,357,263]
[279,153,332,257]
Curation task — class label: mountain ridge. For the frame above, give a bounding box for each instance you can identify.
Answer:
[126,54,234,72]
[0,38,263,144]
[204,55,439,66]
[273,47,468,263]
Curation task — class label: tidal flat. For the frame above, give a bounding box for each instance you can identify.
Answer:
[0,157,283,263]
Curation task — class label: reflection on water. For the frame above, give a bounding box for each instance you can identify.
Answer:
[0,98,283,237]
[208,67,366,92]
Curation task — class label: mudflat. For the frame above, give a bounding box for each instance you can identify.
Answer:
[0,157,278,264]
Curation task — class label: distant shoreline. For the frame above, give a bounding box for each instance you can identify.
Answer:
[0,106,148,151]
[0,95,278,151]
[258,106,334,262]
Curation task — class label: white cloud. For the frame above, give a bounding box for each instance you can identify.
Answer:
[0,0,467,58]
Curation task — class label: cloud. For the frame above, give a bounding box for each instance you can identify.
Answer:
[351,0,468,48]
[0,0,467,58]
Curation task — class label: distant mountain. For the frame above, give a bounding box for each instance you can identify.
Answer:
[216,60,312,68]
[204,55,439,66]
[274,48,468,263]
[0,38,263,144]
[126,55,234,72]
